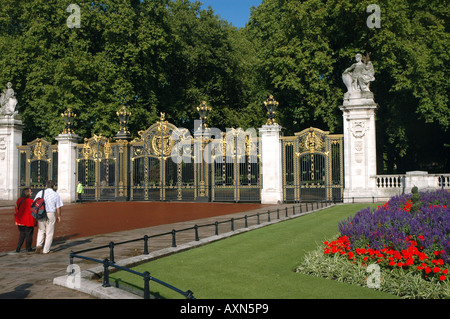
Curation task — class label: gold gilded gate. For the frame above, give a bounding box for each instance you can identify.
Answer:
[67,105,261,203]
[128,114,261,202]
[18,138,58,195]
[282,127,343,202]
[129,113,197,201]
[76,135,128,201]
[210,128,261,202]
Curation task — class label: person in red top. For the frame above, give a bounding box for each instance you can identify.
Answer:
[14,188,35,252]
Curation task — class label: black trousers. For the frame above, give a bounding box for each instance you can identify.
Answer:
[17,226,34,252]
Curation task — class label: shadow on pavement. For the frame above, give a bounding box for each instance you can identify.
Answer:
[0,283,33,299]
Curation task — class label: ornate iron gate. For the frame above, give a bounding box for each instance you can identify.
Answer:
[76,135,128,201]
[282,127,343,202]
[70,112,263,203]
[210,129,261,202]
[129,114,197,201]
[128,115,261,202]
[18,138,58,195]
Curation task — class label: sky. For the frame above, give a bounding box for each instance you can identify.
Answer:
[199,0,263,28]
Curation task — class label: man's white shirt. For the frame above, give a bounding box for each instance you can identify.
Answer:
[35,188,63,213]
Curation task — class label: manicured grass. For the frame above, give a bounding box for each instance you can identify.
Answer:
[109,204,399,299]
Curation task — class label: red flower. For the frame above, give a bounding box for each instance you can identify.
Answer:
[439,275,446,281]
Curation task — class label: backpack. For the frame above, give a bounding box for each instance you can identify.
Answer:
[31,189,47,220]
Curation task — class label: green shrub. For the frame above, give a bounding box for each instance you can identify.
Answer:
[410,186,422,213]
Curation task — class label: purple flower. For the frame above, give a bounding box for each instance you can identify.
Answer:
[339,190,450,263]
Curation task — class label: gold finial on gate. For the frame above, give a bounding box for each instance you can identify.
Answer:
[197,101,211,129]
[116,105,131,140]
[61,108,76,134]
[264,95,278,125]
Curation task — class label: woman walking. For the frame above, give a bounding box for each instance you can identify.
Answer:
[14,188,35,252]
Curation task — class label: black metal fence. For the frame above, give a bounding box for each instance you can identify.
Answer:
[69,200,333,299]
[69,252,194,299]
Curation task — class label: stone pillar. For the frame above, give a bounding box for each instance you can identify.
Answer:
[0,116,23,201]
[259,124,283,204]
[340,91,378,202]
[55,133,80,203]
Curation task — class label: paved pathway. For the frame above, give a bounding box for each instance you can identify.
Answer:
[0,201,319,299]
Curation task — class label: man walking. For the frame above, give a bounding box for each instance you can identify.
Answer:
[35,180,63,254]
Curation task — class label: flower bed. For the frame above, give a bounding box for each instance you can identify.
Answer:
[335,189,450,282]
[296,189,450,298]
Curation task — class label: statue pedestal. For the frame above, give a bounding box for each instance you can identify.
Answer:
[56,133,81,203]
[0,116,23,200]
[340,93,378,203]
[259,125,283,204]
[343,91,375,106]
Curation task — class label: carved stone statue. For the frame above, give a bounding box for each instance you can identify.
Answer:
[342,54,375,93]
[0,82,19,117]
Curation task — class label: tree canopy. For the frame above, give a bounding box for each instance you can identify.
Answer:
[0,0,265,141]
[0,0,448,172]
[247,0,449,172]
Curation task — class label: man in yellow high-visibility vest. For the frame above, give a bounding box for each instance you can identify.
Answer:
[77,182,84,202]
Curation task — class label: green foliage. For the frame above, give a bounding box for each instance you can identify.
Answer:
[410,186,422,213]
[0,0,265,142]
[0,0,448,172]
[247,0,450,172]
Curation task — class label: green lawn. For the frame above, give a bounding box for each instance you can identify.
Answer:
[109,204,399,299]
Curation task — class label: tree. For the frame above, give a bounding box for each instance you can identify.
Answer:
[247,0,450,172]
[164,0,265,132]
[0,0,266,142]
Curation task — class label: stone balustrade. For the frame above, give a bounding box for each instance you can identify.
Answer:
[374,172,450,200]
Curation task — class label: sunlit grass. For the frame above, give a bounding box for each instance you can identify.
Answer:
[109,204,398,299]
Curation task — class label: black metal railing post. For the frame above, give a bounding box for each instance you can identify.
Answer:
[244,215,248,228]
[257,212,260,225]
[143,271,151,299]
[231,218,234,231]
[186,290,195,299]
[143,235,149,255]
[267,211,271,222]
[102,258,111,287]
[172,229,177,247]
[109,242,115,264]
[194,225,199,241]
